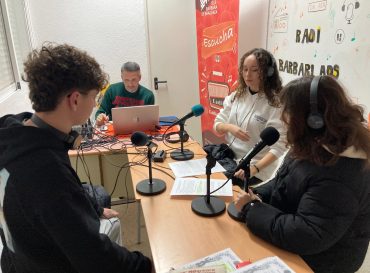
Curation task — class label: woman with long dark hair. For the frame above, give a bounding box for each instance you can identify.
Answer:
[235,75,370,273]
[213,48,288,185]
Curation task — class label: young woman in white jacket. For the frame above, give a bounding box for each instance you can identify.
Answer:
[214,48,288,185]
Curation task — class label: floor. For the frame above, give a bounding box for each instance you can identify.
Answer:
[112,202,152,260]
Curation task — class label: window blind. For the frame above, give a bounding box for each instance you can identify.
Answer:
[0,6,15,91]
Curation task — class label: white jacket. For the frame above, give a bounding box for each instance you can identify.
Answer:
[214,91,288,181]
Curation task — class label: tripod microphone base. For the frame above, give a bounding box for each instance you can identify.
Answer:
[227,202,246,222]
[136,178,166,196]
[191,196,226,217]
[170,149,194,161]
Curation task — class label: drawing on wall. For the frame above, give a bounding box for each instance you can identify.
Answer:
[267,0,370,116]
[334,29,346,44]
[308,0,327,12]
[271,2,289,33]
[342,0,360,24]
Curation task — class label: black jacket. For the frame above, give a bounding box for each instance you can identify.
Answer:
[242,152,370,273]
[0,112,152,273]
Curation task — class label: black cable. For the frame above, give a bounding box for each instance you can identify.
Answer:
[208,176,232,195]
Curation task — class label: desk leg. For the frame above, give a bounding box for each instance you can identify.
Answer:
[137,200,141,244]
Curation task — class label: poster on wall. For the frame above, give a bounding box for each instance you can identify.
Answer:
[195,0,240,144]
[267,0,370,121]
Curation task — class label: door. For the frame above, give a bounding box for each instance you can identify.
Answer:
[146,0,202,143]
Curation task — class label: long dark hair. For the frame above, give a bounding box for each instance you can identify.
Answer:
[280,75,370,166]
[234,48,282,107]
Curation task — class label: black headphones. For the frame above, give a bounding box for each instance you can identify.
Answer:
[307,76,325,130]
[30,114,82,149]
[342,0,360,11]
[164,131,189,144]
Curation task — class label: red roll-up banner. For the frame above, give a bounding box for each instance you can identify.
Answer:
[195,0,239,144]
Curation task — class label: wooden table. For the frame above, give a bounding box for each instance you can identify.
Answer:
[127,140,313,273]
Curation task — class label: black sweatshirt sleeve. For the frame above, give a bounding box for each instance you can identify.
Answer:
[243,178,359,255]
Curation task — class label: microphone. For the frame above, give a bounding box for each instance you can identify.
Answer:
[131,131,154,146]
[234,127,280,173]
[130,131,166,196]
[191,152,226,217]
[227,127,279,222]
[169,104,204,128]
[169,104,204,161]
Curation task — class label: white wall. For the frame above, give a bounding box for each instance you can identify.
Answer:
[25,0,149,86]
[239,0,270,55]
[1,0,269,116]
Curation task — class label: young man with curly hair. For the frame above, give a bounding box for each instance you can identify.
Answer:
[0,43,153,273]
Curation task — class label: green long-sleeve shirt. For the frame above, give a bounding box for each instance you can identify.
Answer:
[95,82,155,119]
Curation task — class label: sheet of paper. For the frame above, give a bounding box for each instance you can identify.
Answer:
[169,158,226,178]
[234,256,296,273]
[180,248,241,273]
[171,178,232,197]
[168,265,227,273]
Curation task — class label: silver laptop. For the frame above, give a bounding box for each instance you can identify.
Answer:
[111,105,159,135]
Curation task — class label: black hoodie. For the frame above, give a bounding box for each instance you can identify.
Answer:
[0,112,152,273]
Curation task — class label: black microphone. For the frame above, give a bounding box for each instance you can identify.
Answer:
[169,104,204,128]
[227,127,280,222]
[130,131,165,196]
[131,131,149,146]
[234,127,280,173]
[131,131,156,147]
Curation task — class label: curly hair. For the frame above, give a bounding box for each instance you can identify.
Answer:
[234,48,282,107]
[280,75,370,166]
[23,43,108,112]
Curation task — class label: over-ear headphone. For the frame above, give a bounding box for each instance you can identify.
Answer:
[307,76,325,130]
[265,50,276,77]
[165,131,189,144]
[30,114,82,149]
[342,0,360,11]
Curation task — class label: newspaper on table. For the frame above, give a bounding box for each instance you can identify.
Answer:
[168,264,227,273]
[234,256,296,273]
[167,248,241,273]
[166,249,296,273]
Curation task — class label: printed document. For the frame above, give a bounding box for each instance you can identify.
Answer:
[169,158,226,178]
[234,256,296,273]
[172,248,241,273]
[171,178,232,197]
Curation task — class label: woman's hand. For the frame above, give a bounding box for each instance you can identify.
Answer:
[102,208,119,219]
[234,165,258,180]
[234,188,262,212]
[216,123,250,141]
[227,124,250,141]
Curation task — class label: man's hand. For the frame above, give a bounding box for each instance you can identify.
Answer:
[102,208,119,219]
[96,113,109,126]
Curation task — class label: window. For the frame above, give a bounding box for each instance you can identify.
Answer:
[0,0,31,103]
[0,6,15,91]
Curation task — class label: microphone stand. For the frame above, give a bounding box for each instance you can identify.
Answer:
[170,121,194,161]
[136,144,167,196]
[191,153,226,217]
[227,163,251,222]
